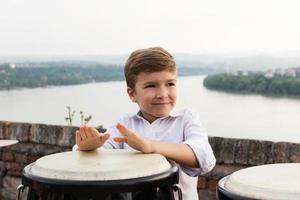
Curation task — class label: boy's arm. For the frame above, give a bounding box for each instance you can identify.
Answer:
[114,123,198,168]
[151,140,199,168]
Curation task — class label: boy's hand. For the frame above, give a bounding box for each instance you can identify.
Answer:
[113,123,154,153]
[75,125,110,151]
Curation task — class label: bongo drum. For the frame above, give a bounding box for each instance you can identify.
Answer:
[217,163,300,200]
[17,149,181,200]
[0,139,18,148]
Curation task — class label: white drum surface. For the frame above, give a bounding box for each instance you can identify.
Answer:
[0,139,18,147]
[30,149,171,181]
[224,163,300,200]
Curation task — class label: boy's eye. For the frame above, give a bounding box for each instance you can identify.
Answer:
[167,82,176,86]
[144,84,155,88]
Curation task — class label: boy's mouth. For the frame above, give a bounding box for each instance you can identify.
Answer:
[152,102,171,105]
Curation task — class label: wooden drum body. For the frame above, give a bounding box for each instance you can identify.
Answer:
[19,149,180,200]
[217,163,300,200]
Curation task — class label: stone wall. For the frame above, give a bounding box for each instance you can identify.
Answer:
[0,121,77,199]
[1,121,300,200]
[197,137,300,200]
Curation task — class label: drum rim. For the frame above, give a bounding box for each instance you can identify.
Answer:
[217,176,259,200]
[22,160,179,194]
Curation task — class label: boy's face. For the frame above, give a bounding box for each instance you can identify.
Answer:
[127,70,177,123]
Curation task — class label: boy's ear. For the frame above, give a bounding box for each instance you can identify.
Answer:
[127,87,137,102]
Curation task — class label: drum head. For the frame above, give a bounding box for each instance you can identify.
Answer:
[30,149,171,181]
[22,149,178,195]
[0,139,18,147]
[218,163,300,200]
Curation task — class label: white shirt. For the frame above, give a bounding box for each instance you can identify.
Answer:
[105,108,216,200]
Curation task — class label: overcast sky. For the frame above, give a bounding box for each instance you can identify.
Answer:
[1,0,300,56]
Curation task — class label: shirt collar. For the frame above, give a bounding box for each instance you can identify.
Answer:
[134,109,184,121]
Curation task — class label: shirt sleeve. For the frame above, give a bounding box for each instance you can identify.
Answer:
[181,110,216,176]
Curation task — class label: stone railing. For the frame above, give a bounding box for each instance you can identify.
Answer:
[1,121,300,200]
[198,137,300,200]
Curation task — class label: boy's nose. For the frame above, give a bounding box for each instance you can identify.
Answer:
[156,88,168,98]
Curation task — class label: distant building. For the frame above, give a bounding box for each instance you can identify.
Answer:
[241,71,248,76]
[265,67,298,78]
[274,68,285,76]
[296,67,300,76]
[285,68,297,77]
[264,69,274,78]
[9,63,16,69]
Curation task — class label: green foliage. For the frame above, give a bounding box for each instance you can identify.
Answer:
[0,63,124,90]
[0,62,221,90]
[203,73,300,95]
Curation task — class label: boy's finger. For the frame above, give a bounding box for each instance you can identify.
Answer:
[100,132,110,143]
[116,123,133,136]
[75,130,81,143]
[91,127,100,137]
[87,126,96,137]
[113,137,128,143]
[83,125,90,137]
[79,126,87,139]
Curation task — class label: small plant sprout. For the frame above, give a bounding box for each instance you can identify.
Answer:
[80,110,92,125]
[65,106,76,126]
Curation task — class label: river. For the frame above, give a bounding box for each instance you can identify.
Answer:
[1,75,300,143]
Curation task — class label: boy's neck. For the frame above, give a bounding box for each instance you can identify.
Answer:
[138,111,169,124]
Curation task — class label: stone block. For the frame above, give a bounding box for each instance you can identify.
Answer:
[197,189,217,200]
[208,177,218,192]
[8,143,39,154]
[1,175,23,200]
[30,124,62,145]
[197,176,207,189]
[273,142,289,163]
[274,142,300,163]
[1,151,14,162]
[9,122,31,142]
[27,155,40,163]
[0,160,5,169]
[14,153,28,164]
[247,140,273,165]
[220,138,236,164]
[29,123,76,147]
[286,143,300,162]
[0,121,3,138]
[0,121,11,139]
[57,126,77,147]
[234,139,250,165]
[5,162,23,175]
[209,137,223,164]
[8,143,70,157]
[29,143,71,156]
[294,144,300,163]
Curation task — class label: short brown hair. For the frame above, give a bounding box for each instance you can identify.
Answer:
[124,47,176,88]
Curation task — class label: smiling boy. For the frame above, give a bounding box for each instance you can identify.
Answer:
[75,47,216,200]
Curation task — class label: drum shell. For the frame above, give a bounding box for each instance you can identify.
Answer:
[22,161,179,200]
